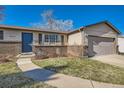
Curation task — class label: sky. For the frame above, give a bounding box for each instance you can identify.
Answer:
[1,5,124,34]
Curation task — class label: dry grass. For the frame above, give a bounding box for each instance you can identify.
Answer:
[33,57,124,85]
[0,61,54,88]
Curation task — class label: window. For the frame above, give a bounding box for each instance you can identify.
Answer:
[44,34,60,43]
[56,35,59,42]
[39,34,42,44]
[50,35,56,42]
[0,31,3,40]
[45,35,49,42]
[61,35,64,44]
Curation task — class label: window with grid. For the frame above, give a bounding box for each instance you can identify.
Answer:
[0,31,3,40]
[50,35,55,42]
[44,34,60,43]
[45,35,49,42]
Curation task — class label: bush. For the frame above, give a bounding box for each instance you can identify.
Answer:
[0,54,14,63]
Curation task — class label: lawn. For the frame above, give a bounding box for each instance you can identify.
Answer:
[0,61,54,88]
[33,57,124,85]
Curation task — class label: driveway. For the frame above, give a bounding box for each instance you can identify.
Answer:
[91,54,124,68]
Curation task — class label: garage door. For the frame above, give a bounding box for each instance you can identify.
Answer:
[88,36,116,57]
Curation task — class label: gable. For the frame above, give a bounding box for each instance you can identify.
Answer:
[84,23,118,38]
[68,31,82,45]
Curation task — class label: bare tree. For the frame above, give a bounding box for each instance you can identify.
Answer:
[0,6,4,20]
[32,10,73,31]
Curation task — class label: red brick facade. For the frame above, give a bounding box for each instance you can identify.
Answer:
[67,45,83,57]
[33,46,67,59]
[0,42,21,55]
[33,45,83,59]
[0,42,83,58]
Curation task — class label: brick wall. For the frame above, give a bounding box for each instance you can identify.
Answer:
[0,42,21,55]
[67,45,83,57]
[33,45,84,59]
[33,46,67,59]
[0,42,83,58]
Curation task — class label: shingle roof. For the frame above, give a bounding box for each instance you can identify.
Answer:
[0,21,121,35]
[0,24,69,34]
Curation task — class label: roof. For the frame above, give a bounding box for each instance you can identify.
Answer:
[0,21,121,35]
[69,21,121,35]
[0,24,69,34]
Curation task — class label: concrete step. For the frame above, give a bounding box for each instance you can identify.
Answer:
[16,52,35,58]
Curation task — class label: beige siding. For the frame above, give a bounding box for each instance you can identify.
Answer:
[68,32,82,45]
[85,23,117,38]
[0,29,39,43]
[64,35,68,45]
[0,29,67,46]
[2,29,21,41]
[84,23,118,46]
[33,32,39,45]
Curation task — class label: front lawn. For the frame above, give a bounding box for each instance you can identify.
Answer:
[33,57,124,85]
[0,62,54,88]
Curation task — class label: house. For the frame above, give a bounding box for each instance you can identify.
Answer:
[0,21,120,57]
[118,36,124,54]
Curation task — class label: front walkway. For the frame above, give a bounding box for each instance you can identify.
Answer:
[16,57,124,88]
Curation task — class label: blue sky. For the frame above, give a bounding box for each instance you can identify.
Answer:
[1,5,124,34]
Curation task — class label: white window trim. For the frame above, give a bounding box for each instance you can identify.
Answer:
[44,34,61,43]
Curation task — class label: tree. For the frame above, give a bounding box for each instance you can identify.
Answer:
[0,6,4,20]
[32,10,73,31]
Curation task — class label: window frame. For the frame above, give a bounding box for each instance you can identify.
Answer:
[0,30,3,40]
[39,34,42,44]
[44,34,60,43]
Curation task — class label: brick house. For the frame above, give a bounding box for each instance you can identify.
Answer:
[0,21,120,57]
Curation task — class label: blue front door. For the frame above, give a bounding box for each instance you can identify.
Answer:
[22,32,33,52]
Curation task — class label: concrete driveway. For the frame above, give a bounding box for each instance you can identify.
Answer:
[91,54,124,68]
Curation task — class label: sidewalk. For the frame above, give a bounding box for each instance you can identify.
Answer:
[16,57,124,88]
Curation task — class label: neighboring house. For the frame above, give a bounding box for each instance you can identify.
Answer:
[118,36,124,54]
[0,21,121,57]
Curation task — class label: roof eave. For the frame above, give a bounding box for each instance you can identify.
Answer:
[0,25,68,34]
[69,21,121,35]
[105,21,121,34]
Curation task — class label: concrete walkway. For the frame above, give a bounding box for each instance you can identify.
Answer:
[16,57,124,88]
[91,54,124,68]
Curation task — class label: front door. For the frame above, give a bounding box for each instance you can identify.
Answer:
[22,32,33,53]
